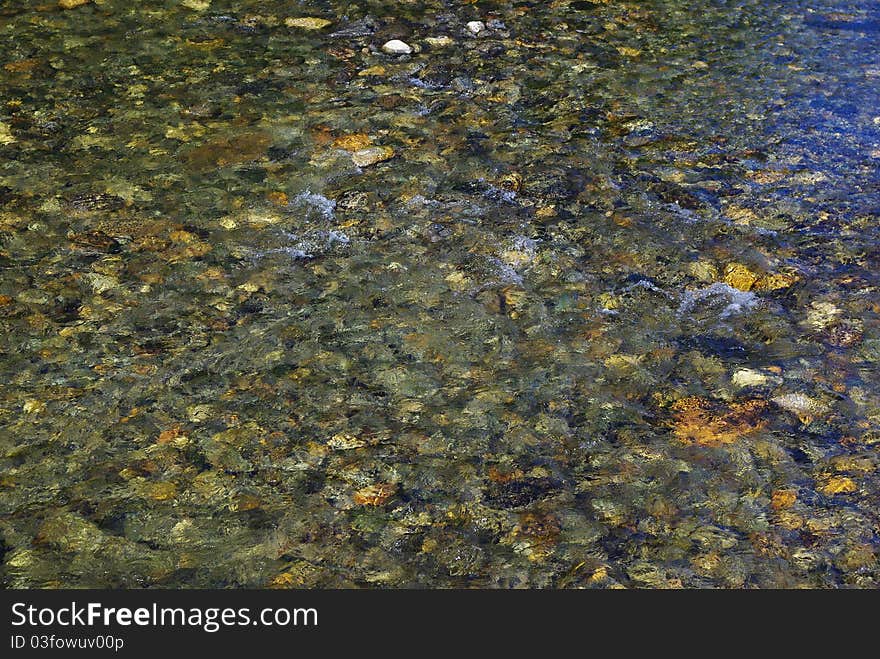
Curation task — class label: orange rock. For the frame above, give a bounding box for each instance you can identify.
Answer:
[353,483,397,506]
[488,466,525,483]
[309,124,334,146]
[157,426,183,444]
[670,397,769,446]
[266,191,289,206]
[515,512,561,544]
[4,59,41,74]
[770,489,796,510]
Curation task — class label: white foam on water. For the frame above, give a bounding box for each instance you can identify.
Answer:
[625,278,673,299]
[664,203,705,224]
[404,194,439,208]
[677,282,759,319]
[276,247,314,259]
[511,235,539,253]
[259,228,351,261]
[293,190,336,220]
[483,184,518,204]
[490,258,525,286]
[327,230,350,245]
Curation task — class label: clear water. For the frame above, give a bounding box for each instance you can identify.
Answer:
[1,0,878,587]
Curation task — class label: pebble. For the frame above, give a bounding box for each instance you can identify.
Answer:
[353,483,397,506]
[358,65,386,77]
[0,121,15,145]
[328,433,368,450]
[181,0,211,10]
[466,21,486,36]
[333,133,372,151]
[284,17,332,30]
[351,146,394,167]
[425,36,454,48]
[382,39,413,55]
[731,368,781,388]
[58,0,89,8]
[805,301,841,330]
[772,392,828,418]
[722,262,759,292]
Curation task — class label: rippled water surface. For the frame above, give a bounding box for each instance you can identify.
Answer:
[1,0,879,587]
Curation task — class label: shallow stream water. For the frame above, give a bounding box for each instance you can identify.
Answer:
[1,0,879,587]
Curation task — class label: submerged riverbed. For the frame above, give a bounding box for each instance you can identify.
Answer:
[1,0,879,588]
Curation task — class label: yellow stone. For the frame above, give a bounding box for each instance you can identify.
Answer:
[59,0,89,8]
[269,572,298,588]
[819,476,857,496]
[333,133,372,151]
[445,270,471,290]
[169,229,198,244]
[145,481,178,501]
[165,123,205,142]
[23,400,46,414]
[0,122,15,145]
[306,441,329,457]
[266,190,289,206]
[327,432,367,450]
[754,272,798,291]
[358,65,387,77]
[775,510,803,530]
[498,172,524,193]
[722,262,759,291]
[724,204,761,225]
[284,17,332,30]
[829,455,874,475]
[597,292,620,310]
[588,566,609,583]
[181,0,211,10]
[399,399,425,413]
[770,489,796,510]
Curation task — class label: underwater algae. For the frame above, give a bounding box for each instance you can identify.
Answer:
[0,0,879,588]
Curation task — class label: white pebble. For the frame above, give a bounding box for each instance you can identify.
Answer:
[466,21,485,36]
[772,393,828,416]
[381,39,413,55]
[731,368,781,388]
[425,35,454,48]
